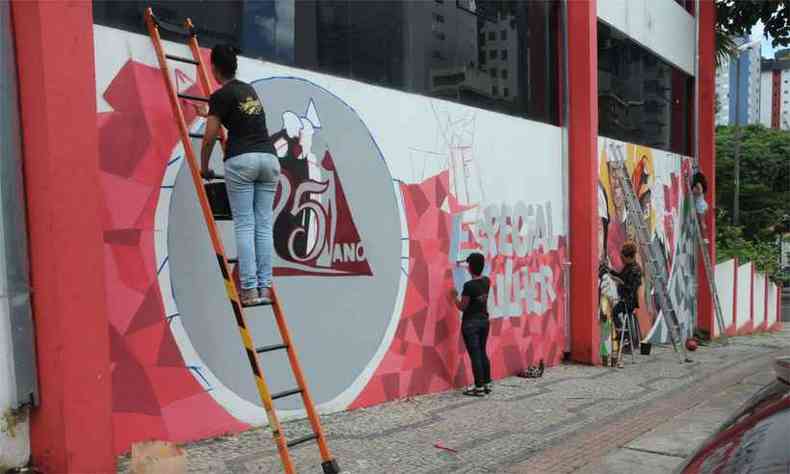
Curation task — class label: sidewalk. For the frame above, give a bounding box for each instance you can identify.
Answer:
[117,330,790,473]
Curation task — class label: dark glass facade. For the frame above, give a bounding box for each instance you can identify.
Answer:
[598,21,694,154]
[93,0,561,125]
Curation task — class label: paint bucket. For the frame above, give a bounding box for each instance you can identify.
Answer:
[640,342,652,355]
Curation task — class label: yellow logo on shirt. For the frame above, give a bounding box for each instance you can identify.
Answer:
[238,97,263,115]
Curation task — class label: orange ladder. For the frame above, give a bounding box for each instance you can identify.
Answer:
[144,8,340,474]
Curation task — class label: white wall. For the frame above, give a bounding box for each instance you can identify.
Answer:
[714,259,735,337]
[767,281,778,328]
[597,0,695,75]
[754,272,767,330]
[737,262,752,331]
[760,71,773,128]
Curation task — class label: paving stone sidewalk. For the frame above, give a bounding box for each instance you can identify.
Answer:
[118,330,790,473]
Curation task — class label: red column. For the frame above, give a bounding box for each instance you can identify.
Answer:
[697,0,716,337]
[11,1,115,472]
[567,0,600,365]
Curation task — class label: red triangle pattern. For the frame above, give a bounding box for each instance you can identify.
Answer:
[350,171,568,410]
[99,58,247,454]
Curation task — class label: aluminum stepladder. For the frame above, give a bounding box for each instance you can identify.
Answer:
[686,174,729,344]
[607,159,692,363]
[144,9,341,474]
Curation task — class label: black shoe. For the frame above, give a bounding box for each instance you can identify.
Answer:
[462,386,485,397]
[483,384,492,394]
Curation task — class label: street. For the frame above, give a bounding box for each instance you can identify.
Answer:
[118,330,790,473]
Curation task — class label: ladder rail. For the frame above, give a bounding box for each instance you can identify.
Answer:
[144,9,296,472]
[686,177,729,344]
[608,158,690,363]
[146,10,340,473]
[268,289,333,461]
[184,16,336,466]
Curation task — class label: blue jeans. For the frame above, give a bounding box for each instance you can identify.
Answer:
[224,153,281,290]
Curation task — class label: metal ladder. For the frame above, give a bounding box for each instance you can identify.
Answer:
[144,9,341,474]
[608,159,692,363]
[686,175,729,344]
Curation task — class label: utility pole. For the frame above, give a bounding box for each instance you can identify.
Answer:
[730,39,760,226]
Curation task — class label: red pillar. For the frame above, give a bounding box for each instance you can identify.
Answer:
[11,1,115,472]
[697,0,716,337]
[567,0,600,365]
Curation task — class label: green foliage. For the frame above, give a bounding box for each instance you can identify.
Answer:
[715,125,790,281]
[716,0,790,48]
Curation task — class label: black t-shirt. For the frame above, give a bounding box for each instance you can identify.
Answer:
[461,277,490,323]
[208,79,271,159]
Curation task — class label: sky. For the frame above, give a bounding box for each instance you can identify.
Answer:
[752,21,778,58]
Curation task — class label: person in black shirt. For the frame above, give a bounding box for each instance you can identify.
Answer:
[449,252,492,397]
[607,241,643,363]
[197,45,281,306]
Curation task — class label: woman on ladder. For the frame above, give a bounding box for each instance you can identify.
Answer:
[197,44,280,306]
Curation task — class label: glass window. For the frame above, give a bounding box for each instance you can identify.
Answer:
[490,68,497,78]
[504,87,509,97]
[502,69,508,79]
[598,21,694,154]
[492,85,498,96]
[94,0,562,125]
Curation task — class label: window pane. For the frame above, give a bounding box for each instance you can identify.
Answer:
[94,0,562,125]
[598,21,693,154]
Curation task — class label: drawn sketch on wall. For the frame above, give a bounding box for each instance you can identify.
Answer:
[598,138,696,351]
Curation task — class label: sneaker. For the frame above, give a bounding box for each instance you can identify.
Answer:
[258,287,273,304]
[483,384,492,394]
[240,288,264,306]
[462,386,485,397]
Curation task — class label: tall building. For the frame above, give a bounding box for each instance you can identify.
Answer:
[759,49,790,130]
[715,36,761,126]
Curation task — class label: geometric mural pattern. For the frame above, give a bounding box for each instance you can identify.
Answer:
[98,60,246,454]
[350,171,568,408]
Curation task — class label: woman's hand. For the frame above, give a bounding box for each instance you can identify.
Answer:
[192,103,209,117]
[448,287,458,302]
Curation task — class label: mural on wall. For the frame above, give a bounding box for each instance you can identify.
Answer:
[94,26,567,453]
[597,138,696,357]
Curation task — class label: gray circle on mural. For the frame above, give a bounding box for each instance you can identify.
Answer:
[169,77,402,410]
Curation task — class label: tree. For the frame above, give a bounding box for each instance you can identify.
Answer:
[716,125,790,278]
[716,1,790,66]
[717,1,790,48]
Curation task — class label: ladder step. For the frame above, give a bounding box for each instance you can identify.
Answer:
[150,13,195,38]
[286,433,318,448]
[242,299,273,308]
[214,214,233,221]
[256,343,288,354]
[227,257,238,264]
[178,93,209,102]
[166,54,199,65]
[272,388,303,400]
[189,133,204,139]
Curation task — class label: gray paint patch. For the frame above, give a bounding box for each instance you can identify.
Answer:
[169,77,402,409]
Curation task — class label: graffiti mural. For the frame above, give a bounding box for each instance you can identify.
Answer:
[94,25,567,452]
[597,138,696,355]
